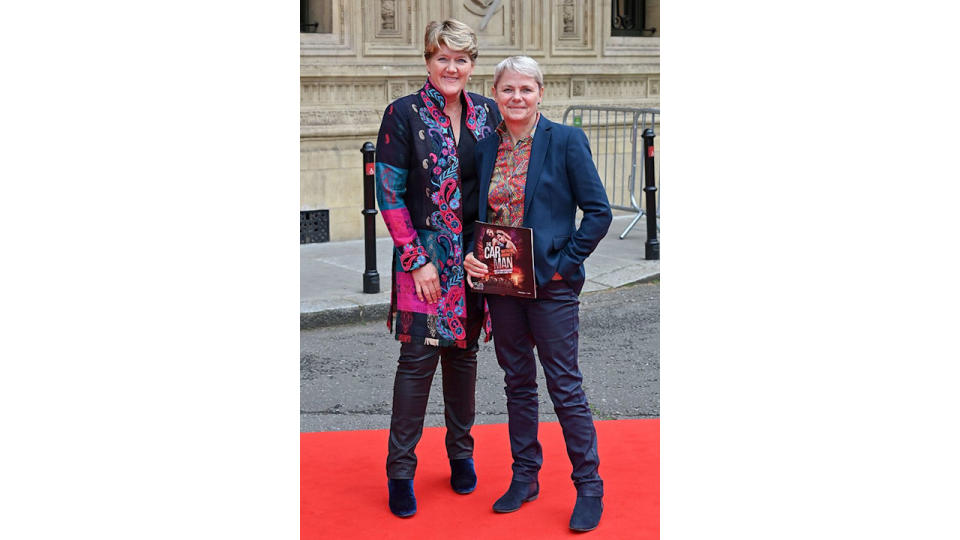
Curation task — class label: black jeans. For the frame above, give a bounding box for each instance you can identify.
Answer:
[386,290,483,479]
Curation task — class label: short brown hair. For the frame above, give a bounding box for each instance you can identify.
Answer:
[424,19,478,62]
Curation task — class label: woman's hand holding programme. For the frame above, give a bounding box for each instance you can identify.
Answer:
[463,252,489,280]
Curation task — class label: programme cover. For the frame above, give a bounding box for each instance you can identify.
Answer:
[468,221,536,298]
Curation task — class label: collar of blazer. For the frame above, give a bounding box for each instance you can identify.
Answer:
[522,114,553,220]
[478,114,554,225]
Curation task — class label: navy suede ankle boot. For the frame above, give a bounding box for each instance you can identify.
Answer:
[387,479,416,518]
[492,479,539,513]
[569,495,603,531]
[449,458,477,494]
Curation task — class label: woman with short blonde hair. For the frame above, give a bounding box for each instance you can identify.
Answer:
[375,19,501,518]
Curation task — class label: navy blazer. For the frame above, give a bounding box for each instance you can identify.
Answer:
[475,114,612,294]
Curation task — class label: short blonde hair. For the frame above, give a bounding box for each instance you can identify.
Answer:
[424,19,479,62]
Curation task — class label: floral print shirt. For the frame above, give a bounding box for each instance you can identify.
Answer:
[488,115,538,227]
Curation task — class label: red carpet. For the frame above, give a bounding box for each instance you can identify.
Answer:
[301,419,658,539]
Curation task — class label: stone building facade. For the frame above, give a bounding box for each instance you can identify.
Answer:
[301,0,660,241]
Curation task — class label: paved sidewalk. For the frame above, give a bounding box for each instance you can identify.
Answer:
[301,214,659,329]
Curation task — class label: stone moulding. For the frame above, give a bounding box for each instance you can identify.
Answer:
[603,36,660,56]
[300,73,659,107]
[299,61,659,78]
[300,109,384,139]
[300,101,659,141]
[299,71,661,140]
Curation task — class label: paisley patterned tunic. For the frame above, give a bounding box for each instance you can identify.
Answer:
[375,80,500,348]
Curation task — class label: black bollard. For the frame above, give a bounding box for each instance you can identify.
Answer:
[642,128,659,260]
[361,142,380,293]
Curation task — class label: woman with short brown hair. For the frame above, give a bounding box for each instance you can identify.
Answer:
[374,18,501,518]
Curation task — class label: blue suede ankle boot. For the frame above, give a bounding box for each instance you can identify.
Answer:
[492,479,539,513]
[449,458,477,494]
[569,495,603,532]
[387,479,416,518]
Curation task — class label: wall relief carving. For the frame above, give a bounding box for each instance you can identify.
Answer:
[552,0,594,55]
[389,81,406,100]
[463,0,504,31]
[444,0,518,50]
[363,0,422,55]
[381,0,396,31]
[561,0,576,36]
[572,80,585,97]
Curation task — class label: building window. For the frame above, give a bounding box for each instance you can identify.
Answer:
[612,0,658,37]
[301,0,332,33]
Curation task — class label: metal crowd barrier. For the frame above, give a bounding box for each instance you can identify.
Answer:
[562,105,660,240]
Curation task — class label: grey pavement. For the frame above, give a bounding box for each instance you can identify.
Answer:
[301,213,659,329]
[301,281,659,431]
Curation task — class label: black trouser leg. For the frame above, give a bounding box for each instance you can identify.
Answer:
[386,343,441,479]
[440,289,483,459]
[386,291,483,477]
